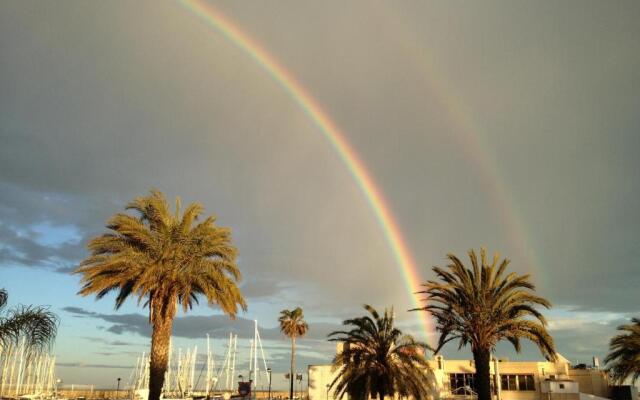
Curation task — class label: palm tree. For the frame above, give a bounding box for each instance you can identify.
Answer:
[413,248,556,400]
[75,190,246,400]
[279,307,308,400]
[328,305,432,400]
[0,288,58,351]
[605,317,640,384]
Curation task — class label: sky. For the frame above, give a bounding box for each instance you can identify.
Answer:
[1,0,640,391]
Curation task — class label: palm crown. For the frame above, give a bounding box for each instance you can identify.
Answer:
[0,288,58,351]
[279,307,309,338]
[328,305,432,400]
[605,317,640,384]
[76,190,246,319]
[415,248,555,358]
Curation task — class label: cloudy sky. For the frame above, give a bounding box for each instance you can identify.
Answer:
[1,0,639,390]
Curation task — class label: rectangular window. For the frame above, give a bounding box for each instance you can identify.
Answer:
[500,374,518,391]
[449,373,498,395]
[449,373,476,394]
[518,375,535,391]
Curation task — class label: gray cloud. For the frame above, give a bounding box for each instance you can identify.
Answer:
[57,362,132,370]
[79,336,143,347]
[62,306,340,342]
[0,220,83,269]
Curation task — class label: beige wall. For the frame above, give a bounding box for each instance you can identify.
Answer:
[309,354,611,400]
[309,365,340,400]
[568,370,610,398]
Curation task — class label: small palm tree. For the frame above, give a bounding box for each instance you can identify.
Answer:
[413,248,556,400]
[279,307,308,400]
[605,317,640,384]
[0,288,58,352]
[328,305,432,400]
[75,190,246,400]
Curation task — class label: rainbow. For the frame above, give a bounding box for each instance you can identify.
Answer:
[180,0,434,339]
[374,7,541,280]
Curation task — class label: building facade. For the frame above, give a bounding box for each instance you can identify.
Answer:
[308,347,618,400]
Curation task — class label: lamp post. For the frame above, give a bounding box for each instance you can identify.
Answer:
[267,368,272,400]
[116,378,121,398]
[325,384,330,400]
[296,374,303,399]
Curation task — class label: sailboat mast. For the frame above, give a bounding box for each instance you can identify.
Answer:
[254,320,258,392]
[230,335,237,392]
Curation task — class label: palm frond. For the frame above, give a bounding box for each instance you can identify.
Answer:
[0,302,58,351]
[605,318,640,384]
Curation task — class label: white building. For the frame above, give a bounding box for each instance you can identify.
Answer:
[308,346,628,400]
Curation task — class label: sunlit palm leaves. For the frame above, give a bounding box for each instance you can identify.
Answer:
[329,305,432,400]
[279,307,309,339]
[76,190,246,316]
[605,318,640,384]
[415,248,555,358]
[0,288,58,352]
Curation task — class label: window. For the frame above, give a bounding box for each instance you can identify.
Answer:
[501,375,517,391]
[559,384,565,390]
[449,374,475,394]
[500,375,507,390]
[500,374,535,391]
[518,375,535,391]
[449,374,500,395]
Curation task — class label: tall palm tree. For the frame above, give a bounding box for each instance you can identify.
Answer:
[75,190,246,400]
[0,288,58,351]
[328,305,432,400]
[279,307,308,400]
[605,317,640,384]
[413,248,556,400]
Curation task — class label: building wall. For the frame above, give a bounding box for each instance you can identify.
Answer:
[308,365,340,400]
[569,370,610,398]
[308,353,611,400]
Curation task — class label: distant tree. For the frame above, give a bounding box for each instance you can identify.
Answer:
[279,307,308,400]
[75,190,246,400]
[605,317,640,384]
[0,288,58,352]
[413,248,556,400]
[328,305,432,400]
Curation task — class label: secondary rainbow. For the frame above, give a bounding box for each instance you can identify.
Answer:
[180,0,433,339]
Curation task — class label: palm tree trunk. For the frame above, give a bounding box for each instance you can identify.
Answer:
[473,348,492,400]
[148,301,175,400]
[289,336,296,400]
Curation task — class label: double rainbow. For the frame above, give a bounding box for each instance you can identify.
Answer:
[180,0,433,338]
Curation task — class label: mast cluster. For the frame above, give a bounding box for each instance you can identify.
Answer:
[0,337,58,398]
[130,321,270,398]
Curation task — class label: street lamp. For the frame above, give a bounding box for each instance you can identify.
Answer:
[326,384,330,400]
[267,368,272,400]
[296,374,303,399]
[116,378,121,398]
